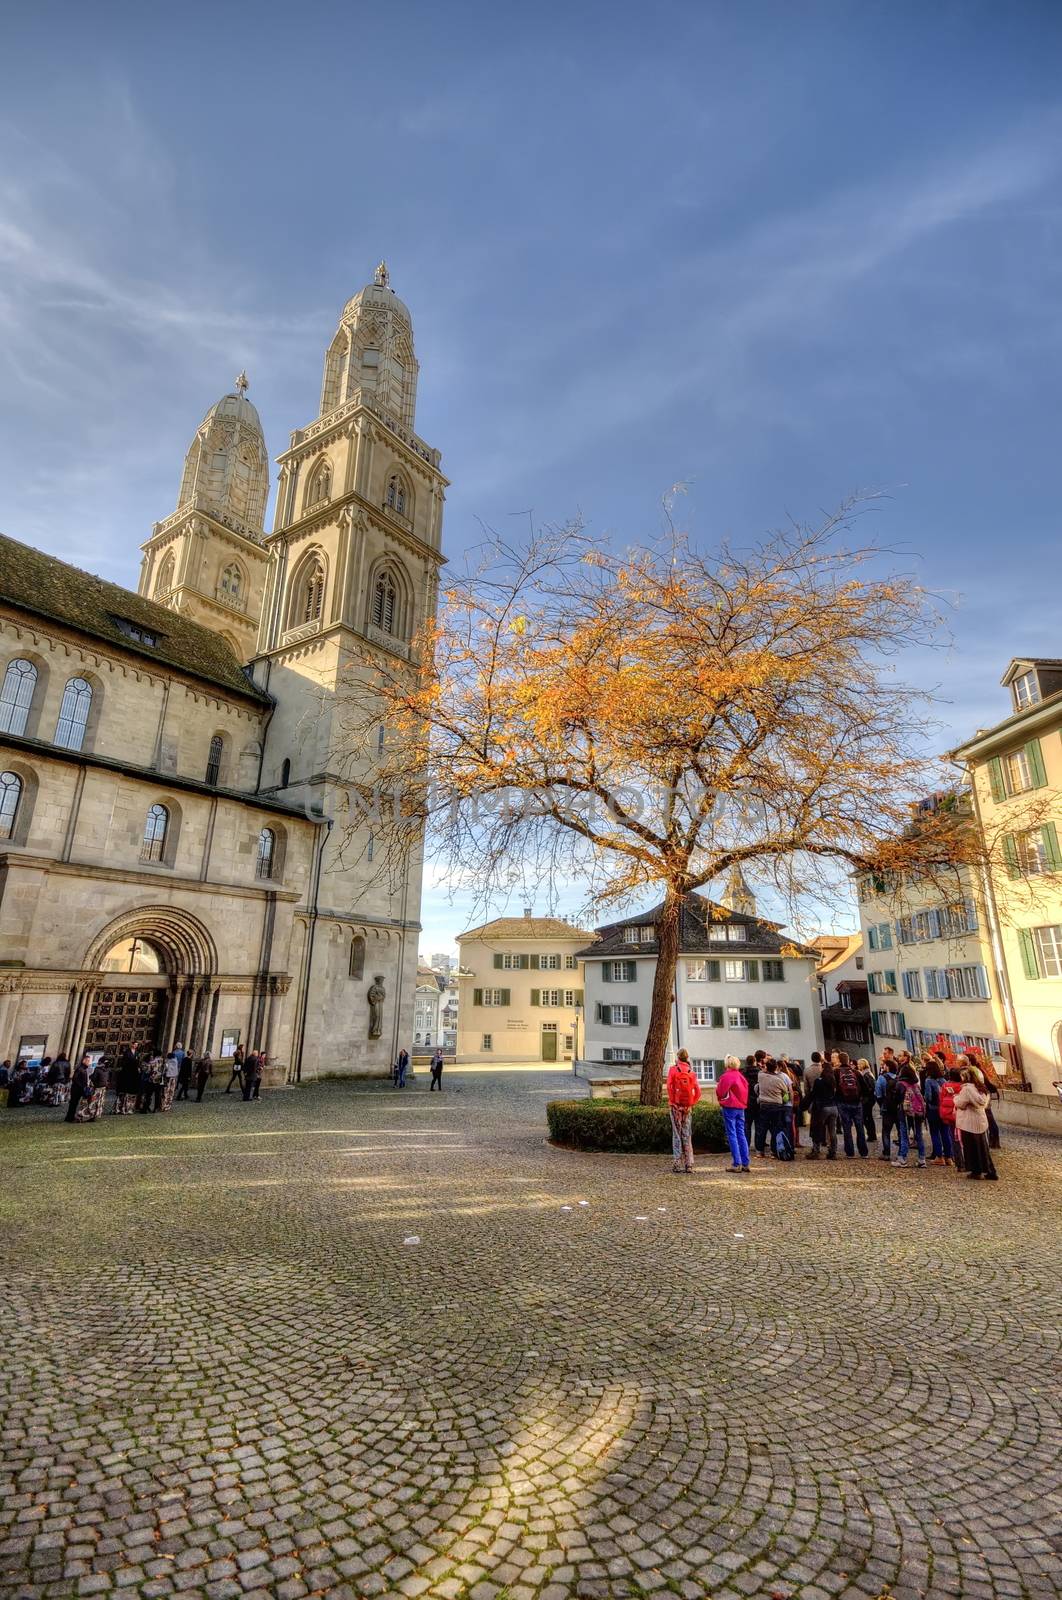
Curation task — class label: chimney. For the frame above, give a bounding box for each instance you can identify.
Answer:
[523,904,533,919]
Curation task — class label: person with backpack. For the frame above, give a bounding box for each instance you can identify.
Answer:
[716,1053,750,1173]
[892,1060,927,1168]
[876,1057,904,1163]
[666,1048,701,1174]
[754,1058,788,1160]
[808,1062,840,1159]
[803,1051,825,1159]
[923,1060,946,1163]
[741,1054,759,1150]
[938,1068,963,1168]
[832,1049,868,1158]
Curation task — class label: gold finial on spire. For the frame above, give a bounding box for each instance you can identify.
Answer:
[235,371,249,396]
[374,261,390,288]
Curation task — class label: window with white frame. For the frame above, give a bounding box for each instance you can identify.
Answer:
[565,954,578,969]
[1003,747,1033,796]
[1013,669,1040,710]
[685,960,710,980]
[871,1009,906,1038]
[923,967,946,1000]
[563,990,580,1007]
[708,925,729,942]
[944,964,990,1001]
[901,970,923,1002]
[727,1006,758,1029]
[688,1005,721,1028]
[604,1047,639,1062]
[539,988,563,1007]
[540,953,561,969]
[55,677,92,751]
[727,925,747,942]
[1033,925,1062,978]
[500,953,519,969]
[867,923,892,951]
[965,1033,1001,1058]
[482,989,507,1006]
[867,970,897,995]
[724,959,755,982]
[482,1034,493,1051]
[764,1006,790,1029]
[608,960,636,981]
[610,1004,635,1025]
[691,1059,723,1083]
[623,925,654,943]
[1016,828,1051,876]
[0,771,23,840]
[0,659,37,736]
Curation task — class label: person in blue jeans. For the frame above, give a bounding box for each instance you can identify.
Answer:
[753,1059,788,1158]
[833,1050,869,1157]
[715,1054,750,1173]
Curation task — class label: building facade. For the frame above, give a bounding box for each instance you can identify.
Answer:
[814,933,872,1058]
[456,915,590,1063]
[0,265,442,1078]
[413,966,445,1048]
[952,657,1062,1094]
[579,895,823,1085]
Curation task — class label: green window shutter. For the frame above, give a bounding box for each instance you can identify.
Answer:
[575,989,584,1006]
[594,1002,603,1022]
[473,988,483,1006]
[711,1006,724,1028]
[600,1004,611,1024]
[886,970,896,991]
[1003,833,1020,879]
[625,961,637,982]
[629,1006,638,1026]
[1027,739,1047,789]
[602,963,613,982]
[529,954,540,970]
[787,1007,800,1028]
[707,959,720,982]
[746,1007,759,1029]
[1042,822,1062,871]
[988,757,1005,803]
[746,960,759,981]
[1018,928,1040,980]
[519,954,530,969]
[493,952,503,969]
[530,988,540,1006]
[499,988,510,1006]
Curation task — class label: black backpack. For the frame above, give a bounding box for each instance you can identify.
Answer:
[774,1126,794,1161]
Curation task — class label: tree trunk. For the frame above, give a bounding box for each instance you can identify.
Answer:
[639,886,682,1104]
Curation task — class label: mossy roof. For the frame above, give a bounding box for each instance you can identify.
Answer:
[0,530,269,704]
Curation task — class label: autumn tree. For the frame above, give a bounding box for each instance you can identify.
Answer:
[336,502,989,1104]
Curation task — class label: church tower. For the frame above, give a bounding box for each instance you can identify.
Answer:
[722,863,757,919]
[138,376,271,660]
[249,264,447,1078]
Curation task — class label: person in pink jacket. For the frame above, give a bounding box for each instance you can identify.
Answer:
[716,1053,751,1173]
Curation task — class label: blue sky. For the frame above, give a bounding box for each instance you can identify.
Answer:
[2,1,1061,956]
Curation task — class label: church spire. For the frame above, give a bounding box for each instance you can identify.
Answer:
[722,863,757,919]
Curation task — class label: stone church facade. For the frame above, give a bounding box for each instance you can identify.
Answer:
[0,265,444,1078]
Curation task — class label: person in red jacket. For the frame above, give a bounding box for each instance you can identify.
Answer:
[666,1048,701,1174]
[715,1053,751,1172]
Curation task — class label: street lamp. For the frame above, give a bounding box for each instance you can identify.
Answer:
[572,1002,582,1074]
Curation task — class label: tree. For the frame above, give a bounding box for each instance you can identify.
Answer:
[338,502,989,1103]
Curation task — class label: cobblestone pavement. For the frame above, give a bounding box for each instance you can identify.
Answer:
[2,1071,1061,1600]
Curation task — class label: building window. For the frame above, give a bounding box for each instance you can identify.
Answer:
[565,954,578,969]
[602,1047,640,1063]
[610,1004,635,1025]
[1032,925,1062,979]
[305,460,331,508]
[708,925,729,942]
[540,953,561,970]
[205,734,224,787]
[54,677,92,751]
[155,553,175,596]
[141,803,169,863]
[871,1009,906,1038]
[727,925,747,942]
[255,827,276,880]
[0,771,22,839]
[901,970,924,1001]
[536,988,563,1007]
[1013,669,1040,710]
[1003,748,1033,795]
[280,758,291,787]
[867,970,897,995]
[867,923,893,952]
[477,988,509,1007]
[221,563,243,601]
[302,561,325,623]
[761,959,784,981]
[482,1033,493,1051]
[372,571,398,635]
[0,659,37,736]
[724,959,757,982]
[727,1006,759,1030]
[688,1005,722,1028]
[1008,825,1061,878]
[691,1059,723,1083]
[386,474,407,516]
[944,964,990,1001]
[623,925,654,944]
[113,617,158,647]
[349,935,365,979]
[764,1006,789,1029]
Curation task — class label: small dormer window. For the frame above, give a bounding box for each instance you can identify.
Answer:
[113,617,159,647]
[1013,669,1040,711]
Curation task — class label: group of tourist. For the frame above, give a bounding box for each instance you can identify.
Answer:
[667,1043,1001,1180]
[1,1041,266,1121]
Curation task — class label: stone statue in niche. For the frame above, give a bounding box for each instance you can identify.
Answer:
[367,975,386,1039]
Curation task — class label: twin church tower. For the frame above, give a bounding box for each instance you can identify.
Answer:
[137,263,446,737]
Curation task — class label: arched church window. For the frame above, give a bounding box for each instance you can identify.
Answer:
[0,659,37,737]
[305,460,332,509]
[302,561,325,624]
[141,802,169,863]
[205,734,224,787]
[372,571,398,636]
[349,934,366,980]
[54,678,92,751]
[255,827,276,880]
[221,562,243,601]
[0,771,22,840]
[155,553,175,596]
[386,474,406,516]
[280,758,291,788]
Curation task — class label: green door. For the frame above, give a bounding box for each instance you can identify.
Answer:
[541,1027,558,1061]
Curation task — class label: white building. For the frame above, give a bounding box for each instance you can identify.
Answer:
[579,894,823,1085]
[813,933,873,1060]
[413,967,446,1048]
[456,914,591,1063]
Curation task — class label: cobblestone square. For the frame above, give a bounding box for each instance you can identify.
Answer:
[2,1071,1060,1599]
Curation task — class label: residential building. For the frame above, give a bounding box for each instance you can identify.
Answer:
[428,951,455,973]
[952,657,1062,1094]
[456,913,591,1062]
[0,264,442,1078]
[854,806,1013,1074]
[813,933,872,1058]
[413,967,446,1048]
[440,973,459,1051]
[578,894,822,1085]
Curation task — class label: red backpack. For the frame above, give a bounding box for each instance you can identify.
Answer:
[669,1065,698,1109]
[938,1081,960,1125]
[838,1064,862,1103]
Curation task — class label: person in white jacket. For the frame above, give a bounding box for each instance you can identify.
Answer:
[953,1075,998,1180]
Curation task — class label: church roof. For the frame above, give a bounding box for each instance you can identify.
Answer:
[0,531,270,704]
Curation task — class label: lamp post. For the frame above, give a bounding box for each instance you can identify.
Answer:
[572,1003,582,1075]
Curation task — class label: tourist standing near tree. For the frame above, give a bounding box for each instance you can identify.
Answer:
[716,1054,750,1173]
[666,1048,700,1174]
[954,1074,998,1180]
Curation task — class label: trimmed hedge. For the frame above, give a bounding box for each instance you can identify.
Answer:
[547,1098,727,1154]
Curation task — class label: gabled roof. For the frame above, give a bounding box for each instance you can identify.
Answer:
[577,893,818,960]
[457,915,594,942]
[0,530,270,704]
[812,932,863,975]
[1000,657,1062,686]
